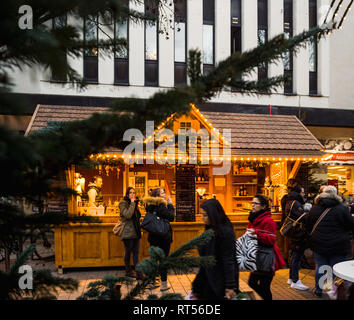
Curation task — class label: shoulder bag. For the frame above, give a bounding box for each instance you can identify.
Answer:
[310,207,331,236]
[280,201,308,239]
[141,211,169,237]
[236,230,258,272]
[254,229,276,273]
[113,219,126,237]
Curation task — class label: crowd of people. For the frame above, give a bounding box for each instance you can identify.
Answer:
[115,182,354,299]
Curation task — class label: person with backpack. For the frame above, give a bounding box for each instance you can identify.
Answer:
[306,185,354,298]
[144,187,175,292]
[285,185,310,291]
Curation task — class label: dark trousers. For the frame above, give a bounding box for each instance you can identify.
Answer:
[289,244,306,282]
[313,252,348,295]
[149,239,171,282]
[123,238,140,269]
[248,272,274,300]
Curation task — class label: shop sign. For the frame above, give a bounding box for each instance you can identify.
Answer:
[324,152,354,162]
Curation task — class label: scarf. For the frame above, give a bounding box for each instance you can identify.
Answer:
[248,208,269,224]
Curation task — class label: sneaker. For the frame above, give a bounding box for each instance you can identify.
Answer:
[287,279,293,285]
[290,280,309,291]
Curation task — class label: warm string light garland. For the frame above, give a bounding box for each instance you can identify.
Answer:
[89,153,325,165]
[323,0,353,31]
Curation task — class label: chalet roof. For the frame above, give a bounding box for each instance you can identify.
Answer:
[25,105,324,157]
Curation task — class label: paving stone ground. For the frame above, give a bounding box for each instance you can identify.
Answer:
[0,235,330,300]
[51,267,326,300]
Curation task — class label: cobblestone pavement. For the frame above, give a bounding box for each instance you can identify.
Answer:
[51,268,327,300]
[1,236,329,300]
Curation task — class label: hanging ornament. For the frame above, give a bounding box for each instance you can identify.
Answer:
[105,165,110,176]
[98,165,102,175]
[116,167,120,179]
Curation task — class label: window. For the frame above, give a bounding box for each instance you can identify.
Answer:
[257,0,268,83]
[283,0,293,94]
[309,0,318,95]
[114,11,129,85]
[180,122,191,130]
[51,15,67,81]
[83,15,98,83]
[174,0,187,86]
[145,1,158,87]
[203,0,215,75]
[231,0,242,55]
[230,0,242,91]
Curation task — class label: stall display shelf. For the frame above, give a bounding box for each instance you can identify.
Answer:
[233,196,254,199]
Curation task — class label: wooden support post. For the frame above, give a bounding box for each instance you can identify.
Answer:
[288,160,301,180]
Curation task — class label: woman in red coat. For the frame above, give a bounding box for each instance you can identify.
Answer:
[247,195,286,300]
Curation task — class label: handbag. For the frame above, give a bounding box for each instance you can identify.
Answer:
[113,219,125,237]
[141,211,169,237]
[280,201,308,239]
[256,244,275,273]
[236,230,258,272]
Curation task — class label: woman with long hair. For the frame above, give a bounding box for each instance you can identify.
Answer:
[118,187,142,278]
[145,187,175,291]
[192,198,239,300]
[247,195,285,300]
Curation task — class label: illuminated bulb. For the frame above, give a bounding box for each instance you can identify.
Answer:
[279,158,282,161]
[114,155,117,158]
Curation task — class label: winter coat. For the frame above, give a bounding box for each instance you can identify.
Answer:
[118,198,141,240]
[306,192,354,257]
[144,196,175,244]
[247,210,286,274]
[192,225,239,299]
[284,190,308,247]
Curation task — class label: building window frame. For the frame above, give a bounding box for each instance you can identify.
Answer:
[202,0,215,75]
[51,15,68,82]
[114,14,129,85]
[309,0,318,95]
[257,0,268,84]
[174,0,187,87]
[283,0,293,94]
[144,2,159,87]
[83,15,99,83]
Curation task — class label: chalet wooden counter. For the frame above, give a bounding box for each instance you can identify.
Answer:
[54,213,283,273]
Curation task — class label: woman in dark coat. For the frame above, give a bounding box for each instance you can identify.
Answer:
[144,187,175,291]
[247,195,286,300]
[192,199,239,300]
[306,185,354,297]
[284,185,309,290]
[118,187,142,278]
